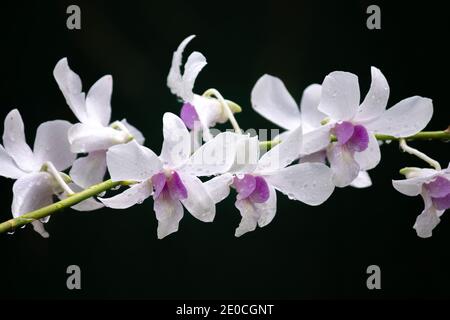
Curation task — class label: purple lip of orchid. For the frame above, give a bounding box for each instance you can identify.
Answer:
[151,170,188,201]
[425,176,450,210]
[232,174,270,203]
[333,121,369,152]
[180,102,200,130]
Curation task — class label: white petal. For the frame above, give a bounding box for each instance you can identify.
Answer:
[11,172,54,218]
[106,141,162,182]
[70,151,107,188]
[299,150,327,164]
[256,125,302,174]
[0,145,25,179]
[100,180,152,209]
[120,119,145,145]
[256,185,277,228]
[327,143,360,187]
[355,67,390,123]
[300,83,326,128]
[167,35,202,102]
[414,192,444,238]
[182,132,238,176]
[180,51,207,101]
[85,75,112,126]
[301,124,332,155]
[31,221,49,238]
[229,135,260,174]
[53,58,88,123]
[68,123,130,153]
[33,120,76,171]
[192,94,223,139]
[234,199,258,237]
[251,74,301,130]
[350,171,372,188]
[392,170,437,196]
[154,197,184,239]
[203,173,233,203]
[179,172,215,222]
[2,109,36,172]
[366,96,433,137]
[353,132,381,171]
[160,113,191,168]
[265,163,334,205]
[318,71,360,121]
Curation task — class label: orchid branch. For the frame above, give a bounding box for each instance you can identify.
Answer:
[0,179,133,235]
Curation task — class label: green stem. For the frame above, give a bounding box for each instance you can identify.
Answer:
[0,179,129,235]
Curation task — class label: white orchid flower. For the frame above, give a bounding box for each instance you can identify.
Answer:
[167,35,240,141]
[0,109,76,237]
[204,125,335,237]
[252,68,433,187]
[252,74,373,188]
[99,112,239,239]
[393,165,450,238]
[53,58,145,189]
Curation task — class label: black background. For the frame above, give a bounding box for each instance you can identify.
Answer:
[0,0,449,299]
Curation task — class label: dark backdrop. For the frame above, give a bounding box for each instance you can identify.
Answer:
[0,0,449,299]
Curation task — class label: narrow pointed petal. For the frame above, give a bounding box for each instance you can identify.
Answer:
[2,109,36,172]
[100,181,152,209]
[68,123,130,153]
[33,120,76,171]
[11,172,54,218]
[58,183,104,211]
[355,67,390,122]
[86,75,112,126]
[350,171,372,188]
[154,196,184,239]
[300,84,326,129]
[256,125,302,174]
[366,96,433,137]
[414,193,443,238]
[0,145,25,179]
[120,119,145,145]
[106,141,162,182]
[251,74,301,130]
[318,71,360,121]
[179,172,215,222]
[160,113,191,168]
[265,163,334,205]
[327,143,360,187]
[353,132,380,170]
[53,58,88,122]
[69,151,107,189]
[180,51,207,101]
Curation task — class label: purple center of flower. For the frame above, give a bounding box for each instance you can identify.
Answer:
[233,174,270,203]
[180,102,200,130]
[424,176,450,210]
[333,121,369,152]
[151,170,188,201]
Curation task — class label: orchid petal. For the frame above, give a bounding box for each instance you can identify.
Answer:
[106,141,162,182]
[70,151,107,189]
[265,163,334,205]
[414,192,443,238]
[0,145,25,179]
[53,58,88,123]
[100,181,152,209]
[251,74,301,130]
[179,172,215,222]
[154,196,184,239]
[318,71,360,121]
[2,109,36,172]
[353,132,380,170]
[120,119,145,145]
[327,143,360,187]
[350,171,372,188]
[86,75,112,126]
[160,113,191,168]
[366,96,433,137]
[355,67,390,122]
[203,173,233,204]
[300,84,326,129]
[33,120,75,171]
[392,169,438,196]
[68,122,130,153]
[301,124,332,156]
